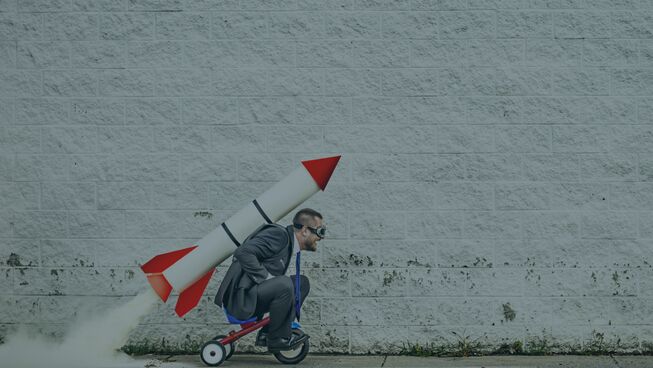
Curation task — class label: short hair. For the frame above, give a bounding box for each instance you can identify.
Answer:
[292,208,323,228]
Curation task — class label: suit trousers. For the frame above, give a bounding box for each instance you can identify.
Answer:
[254,274,310,340]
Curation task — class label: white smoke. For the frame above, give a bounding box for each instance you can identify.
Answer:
[0,289,164,368]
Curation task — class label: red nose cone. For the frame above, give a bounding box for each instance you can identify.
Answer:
[302,155,341,191]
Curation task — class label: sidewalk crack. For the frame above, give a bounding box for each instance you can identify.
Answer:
[380,354,388,367]
[610,354,622,368]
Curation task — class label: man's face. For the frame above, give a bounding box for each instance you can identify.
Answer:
[302,217,323,252]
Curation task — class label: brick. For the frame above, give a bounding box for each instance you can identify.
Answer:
[266,68,324,96]
[0,126,41,153]
[124,210,215,239]
[316,182,436,211]
[238,97,294,125]
[439,11,495,38]
[496,125,551,153]
[410,40,467,67]
[269,11,325,38]
[13,211,68,238]
[0,296,39,323]
[211,125,266,152]
[99,69,155,97]
[550,68,610,96]
[350,211,405,239]
[19,0,72,11]
[0,181,39,211]
[436,125,494,153]
[525,269,637,297]
[382,69,438,96]
[325,125,437,153]
[580,211,638,239]
[612,11,653,38]
[17,42,70,69]
[237,153,296,181]
[212,68,267,96]
[68,210,124,238]
[71,99,124,125]
[555,12,612,38]
[352,40,409,68]
[321,297,381,325]
[526,39,581,66]
[495,183,550,210]
[611,183,653,210]
[126,41,182,68]
[582,39,639,66]
[44,70,97,97]
[467,97,523,124]
[467,268,525,296]
[42,126,99,153]
[409,268,466,296]
[297,0,352,10]
[468,39,524,66]
[0,70,42,97]
[497,11,552,38]
[150,181,207,210]
[97,126,152,153]
[608,125,653,152]
[179,153,238,181]
[351,268,408,296]
[521,211,580,239]
[296,97,349,125]
[297,40,351,67]
[97,182,150,210]
[351,0,409,10]
[522,97,636,125]
[156,12,210,40]
[208,181,270,210]
[212,12,267,39]
[324,12,379,38]
[100,13,155,40]
[523,154,579,181]
[304,268,349,297]
[124,154,178,181]
[552,125,611,152]
[466,211,522,239]
[43,13,97,40]
[72,0,127,11]
[580,153,638,181]
[238,40,294,67]
[0,210,12,236]
[15,267,145,296]
[0,0,16,11]
[0,268,12,293]
[69,154,124,181]
[323,239,434,269]
[127,98,179,125]
[434,183,493,210]
[41,239,95,267]
[549,183,609,210]
[382,11,438,38]
[14,154,70,181]
[42,182,95,210]
[267,125,323,152]
[240,0,297,10]
[639,154,653,181]
[71,41,125,68]
[612,68,653,95]
[153,126,210,153]
[0,13,43,41]
[441,68,550,96]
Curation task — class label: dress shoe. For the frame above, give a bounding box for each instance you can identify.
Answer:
[267,333,309,352]
[255,330,268,346]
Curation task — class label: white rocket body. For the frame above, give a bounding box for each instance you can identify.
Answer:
[141,156,340,317]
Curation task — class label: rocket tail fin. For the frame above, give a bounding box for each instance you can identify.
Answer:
[175,268,215,317]
[140,245,197,302]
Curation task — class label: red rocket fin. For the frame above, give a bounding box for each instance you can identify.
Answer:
[141,246,197,274]
[140,246,197,302]
[302,155,341,191]
[175,268,215,317]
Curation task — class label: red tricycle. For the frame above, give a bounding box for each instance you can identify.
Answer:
[200,312,309,366]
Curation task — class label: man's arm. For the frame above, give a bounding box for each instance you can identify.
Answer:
[233,226,288,284]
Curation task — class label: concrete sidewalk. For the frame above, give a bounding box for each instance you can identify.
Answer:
[142,354,652,368]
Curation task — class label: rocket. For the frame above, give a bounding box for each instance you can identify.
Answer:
[140,155,341,317]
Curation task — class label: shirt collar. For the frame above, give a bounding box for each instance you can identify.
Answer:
[293,232,301,254]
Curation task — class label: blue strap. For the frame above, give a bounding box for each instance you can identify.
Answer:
[295,251,301,321]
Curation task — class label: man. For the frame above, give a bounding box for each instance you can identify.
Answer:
[214,208,325,351]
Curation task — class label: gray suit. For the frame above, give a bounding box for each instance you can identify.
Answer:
[214,224,310,340]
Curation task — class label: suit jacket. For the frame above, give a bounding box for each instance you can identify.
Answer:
[214,224,294,320]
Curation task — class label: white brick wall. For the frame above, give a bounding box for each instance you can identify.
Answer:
[1,0,653,355]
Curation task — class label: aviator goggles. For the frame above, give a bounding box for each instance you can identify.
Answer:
[293,223,327,239]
